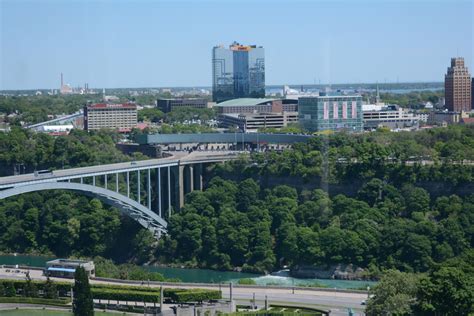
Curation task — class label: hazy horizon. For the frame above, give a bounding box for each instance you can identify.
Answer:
[1,0,472,90]
[0,81,445,93]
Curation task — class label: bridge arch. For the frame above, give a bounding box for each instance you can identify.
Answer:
[0,182,167,237]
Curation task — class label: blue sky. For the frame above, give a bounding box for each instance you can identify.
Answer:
[1,0,473,90]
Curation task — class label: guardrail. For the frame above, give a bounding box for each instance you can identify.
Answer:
[91,277,368,295]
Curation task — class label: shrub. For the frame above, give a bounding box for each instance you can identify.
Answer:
[91,288,160,303]
[4,282,16,297]
[166,289,222,302]
[92,283,161,293]
[237,278,256,285]
[44,277,58,299]
[0,297,71,307]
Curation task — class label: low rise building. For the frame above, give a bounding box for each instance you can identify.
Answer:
[215,98,297,114]
[220,111,298,132]
[427,111,470,125]
[45,259,95,278]
[38,125,74,133]
[157,98,209,113]
[84,103,137,131]
[460,117,474,125]
[363,104,422,130]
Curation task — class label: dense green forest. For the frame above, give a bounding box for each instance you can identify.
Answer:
[0,125,473,283]
[0,128,143,176]
[0,94,215,126]
[157,177,473,276]
[0,191,154,263]
[0,95,101,125]
[378,90,443,109]
[215,125,474,186]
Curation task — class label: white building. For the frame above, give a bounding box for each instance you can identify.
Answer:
[363,104,422,130]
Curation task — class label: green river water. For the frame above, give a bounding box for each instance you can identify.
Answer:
[0,255,375,289]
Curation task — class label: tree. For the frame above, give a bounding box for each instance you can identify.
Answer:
[130,229,155,264]
[402,185,430,217]
[366,270,420,316]
[73,267,94,316]
[4,282,16,297]
[44,277,58,299]
[23,272,38,297]
[415,267,474,316]
[237,178,260,212]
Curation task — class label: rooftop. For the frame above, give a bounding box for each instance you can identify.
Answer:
[47,259,91,264]
[87,103,136,109]
[216,98,275,107]
[300,93,362,99]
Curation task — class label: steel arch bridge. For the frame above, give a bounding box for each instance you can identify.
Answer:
[0,152,240,238]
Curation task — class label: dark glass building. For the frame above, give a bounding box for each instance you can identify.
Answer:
[212,42,265,103]
[157,98,208,113]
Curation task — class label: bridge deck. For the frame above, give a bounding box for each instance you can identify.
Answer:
[0,151,241,189]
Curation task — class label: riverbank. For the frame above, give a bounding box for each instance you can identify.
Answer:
[0,254,376,290]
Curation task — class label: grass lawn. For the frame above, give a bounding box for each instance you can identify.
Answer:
[0,310,134,315]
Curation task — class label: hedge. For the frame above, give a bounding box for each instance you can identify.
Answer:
[0,279,221,303]
[166,289,222,302]
[92,283,161,292]
[91,288,160,303]
[0,279,71,295]
[0,296,71,307]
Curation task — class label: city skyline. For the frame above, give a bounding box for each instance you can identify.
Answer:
[1,0,473,90]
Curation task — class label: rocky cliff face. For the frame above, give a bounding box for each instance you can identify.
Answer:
[291,264,368,280]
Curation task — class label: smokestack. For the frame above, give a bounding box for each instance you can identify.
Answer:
[61,73,63,87]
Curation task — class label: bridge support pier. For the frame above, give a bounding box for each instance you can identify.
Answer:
[178,165,185,209]
[193,163,203,191]
[188,165,194,195]
[157,168,162,218]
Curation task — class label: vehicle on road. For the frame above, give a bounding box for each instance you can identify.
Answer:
[34,169,53,177]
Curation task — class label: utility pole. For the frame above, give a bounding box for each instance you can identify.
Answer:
[160,286,163,313]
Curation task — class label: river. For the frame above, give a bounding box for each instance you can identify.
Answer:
[0,254,376,290]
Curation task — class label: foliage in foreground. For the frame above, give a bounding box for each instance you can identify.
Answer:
[72,267,93,316]
[366,268,474,316]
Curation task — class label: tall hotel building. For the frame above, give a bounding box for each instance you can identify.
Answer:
[298,93,363,132]
[445,57,472,112]
[212,42,265,103]
[84,103,137,131]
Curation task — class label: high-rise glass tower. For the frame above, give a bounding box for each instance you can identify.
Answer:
[212,42,265,102]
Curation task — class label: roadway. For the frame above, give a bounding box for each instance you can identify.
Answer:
[0,268,366,316]
[0,150,243,189]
